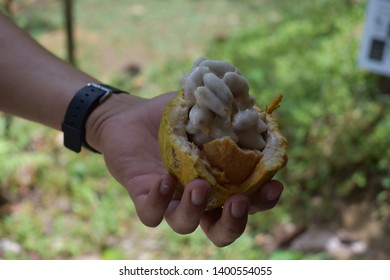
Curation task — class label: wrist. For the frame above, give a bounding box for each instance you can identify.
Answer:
[85,93,141,153]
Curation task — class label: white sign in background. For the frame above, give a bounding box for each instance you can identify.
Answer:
[359,0,390,76]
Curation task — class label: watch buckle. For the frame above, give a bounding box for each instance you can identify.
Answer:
[87,83,113,103]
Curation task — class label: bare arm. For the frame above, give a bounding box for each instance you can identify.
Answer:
[0,12,97,130]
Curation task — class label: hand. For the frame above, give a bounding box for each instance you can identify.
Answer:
[86,92,284,247]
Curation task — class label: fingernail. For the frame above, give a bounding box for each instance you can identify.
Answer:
[191,189,207,206]
[231,200,248,219]
[160,183,172,196]
[266,187,281,201]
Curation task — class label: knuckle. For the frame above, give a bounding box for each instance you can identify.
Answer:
[227,225,244,237]
[172,223,198,235]
[213,238,235,248]
[138,210,163,228]
[169,210,200,234]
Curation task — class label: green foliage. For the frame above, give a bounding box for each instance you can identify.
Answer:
[207,0,390,224]
[0,118,135,259]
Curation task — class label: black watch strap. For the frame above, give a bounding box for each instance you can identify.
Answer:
[61,83,128,153]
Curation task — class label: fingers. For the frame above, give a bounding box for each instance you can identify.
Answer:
[130,176,211,233]
[131,174,176,227]
[200,195,249,247]
[136,177,251,247]
[249,179,284,214]
[165,179,210,234]
[130,175,284,247]
[200,180,284,247]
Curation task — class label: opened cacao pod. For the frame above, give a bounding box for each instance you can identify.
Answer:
[158,57,287,210]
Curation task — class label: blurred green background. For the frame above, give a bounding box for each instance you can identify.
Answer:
[0,0,389,259]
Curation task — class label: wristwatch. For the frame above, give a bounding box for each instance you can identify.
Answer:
[62,83,128,153]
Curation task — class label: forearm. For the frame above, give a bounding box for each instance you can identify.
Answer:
[0,12,98,130]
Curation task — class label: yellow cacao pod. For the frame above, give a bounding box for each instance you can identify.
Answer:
[158,58,287,210]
